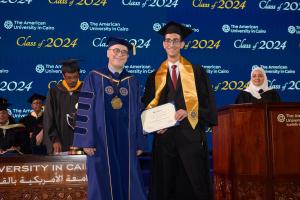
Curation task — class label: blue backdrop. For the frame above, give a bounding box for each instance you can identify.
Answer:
[1,0,299,151]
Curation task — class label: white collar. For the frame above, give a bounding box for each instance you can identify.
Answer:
[167,61,180,68]
[31,110,43,119]
[108,66,123,74]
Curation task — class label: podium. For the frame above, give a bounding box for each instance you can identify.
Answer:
[212,103,300,200]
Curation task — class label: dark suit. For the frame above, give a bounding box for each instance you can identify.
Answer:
[143,64,217,200]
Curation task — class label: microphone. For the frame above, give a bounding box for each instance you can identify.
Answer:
[258,89,264,94]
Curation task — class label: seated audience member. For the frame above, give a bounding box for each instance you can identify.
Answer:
[235,66,281,104]
[0,98,27,156]
[19,93,47,155]
[0,97,16,123]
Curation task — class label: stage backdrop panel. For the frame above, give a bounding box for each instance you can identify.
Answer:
[1,0,299,151]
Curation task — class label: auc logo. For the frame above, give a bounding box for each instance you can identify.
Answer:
[288,26,300,34]
[35,64,45,73]
[4,20,13,29]
[222,24,230,33]
[277,114,285,123]
[153,23,162,32]
[80,22,89,31]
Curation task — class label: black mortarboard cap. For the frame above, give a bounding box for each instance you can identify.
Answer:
[158,21,193,40]
[106,37,136,55]
[27,93,46,104]
[60,59,80,73]
[0,97,11,110]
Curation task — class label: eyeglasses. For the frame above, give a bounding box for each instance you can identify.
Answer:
[109,48,129,56]
[164,38,181,45]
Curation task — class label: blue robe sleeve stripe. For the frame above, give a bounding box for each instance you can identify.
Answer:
[73,72,97,147]
[74,126,87,135]
[75,121,87,128]
[76,114,88,123]
[78,103,91,111]
[78,91,94,99]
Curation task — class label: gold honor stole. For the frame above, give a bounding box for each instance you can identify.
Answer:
[146,56,199,129]
[0,124,25,130]
[62,80,82,92]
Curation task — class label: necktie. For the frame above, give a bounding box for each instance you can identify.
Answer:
[171,65,177,88]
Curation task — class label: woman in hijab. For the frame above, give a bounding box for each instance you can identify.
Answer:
[235,66,281,104]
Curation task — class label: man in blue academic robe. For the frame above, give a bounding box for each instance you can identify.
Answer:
[73,37,146,200]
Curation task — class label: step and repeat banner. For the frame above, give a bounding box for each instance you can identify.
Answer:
[1,0,299,151]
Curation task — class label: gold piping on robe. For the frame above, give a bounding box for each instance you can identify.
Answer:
[0,123,25,130]
[62,80,82,92]
[31,111,43,119]
[92,70,133,83]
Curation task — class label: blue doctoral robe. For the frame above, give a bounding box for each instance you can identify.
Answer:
[73,67,146,200]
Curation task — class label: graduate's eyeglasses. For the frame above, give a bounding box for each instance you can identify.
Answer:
[109,48,128,56]
[164,38,181,45]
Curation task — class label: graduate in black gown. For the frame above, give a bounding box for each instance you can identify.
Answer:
[235,66,281,104]
[19,93,47,155]
[142,21,217,200]
[0,98,27,156]
[43,59,83,153]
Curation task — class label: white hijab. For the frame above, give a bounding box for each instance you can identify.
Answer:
[244,66,271,99]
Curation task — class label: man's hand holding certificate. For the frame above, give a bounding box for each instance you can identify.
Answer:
[141,103,178,133]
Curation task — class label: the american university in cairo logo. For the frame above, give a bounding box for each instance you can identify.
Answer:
[4,20,13,29]
[222,24,230,33]
[277,114,286,123]
[80,22,89,31]
[153,23,162,32]
[35,64,45,73]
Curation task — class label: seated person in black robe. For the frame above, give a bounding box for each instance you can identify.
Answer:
[19,93,47,155]
[235,66,281,104]
[0,98,27,156]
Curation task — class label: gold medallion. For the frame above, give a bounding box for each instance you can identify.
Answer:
[111,96,123,109]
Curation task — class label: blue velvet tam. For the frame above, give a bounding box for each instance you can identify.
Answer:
[106,36,133,51]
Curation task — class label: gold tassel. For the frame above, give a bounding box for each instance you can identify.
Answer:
[131,43,136,56]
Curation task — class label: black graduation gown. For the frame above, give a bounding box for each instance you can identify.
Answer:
[19,113,47,154]
[235,89,281,104]
[143,64,217,200]
[43,81,82,152]
[0,123,27,154]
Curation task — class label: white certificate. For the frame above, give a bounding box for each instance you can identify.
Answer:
[141,103,178,133]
